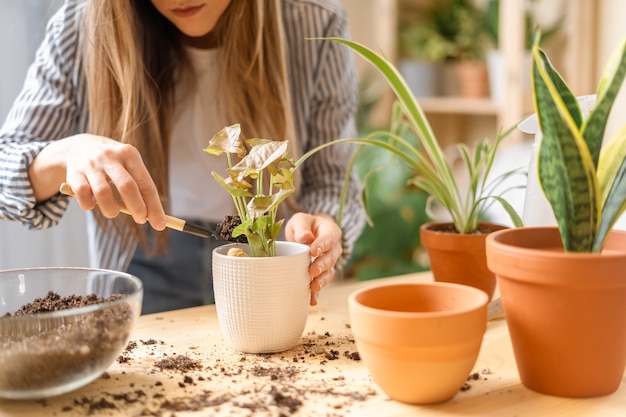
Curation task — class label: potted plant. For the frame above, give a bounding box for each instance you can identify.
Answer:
[318,38,524,299]
[399,0,493,97]
[396,3,456,98]
[486,35,626,397]
[203,124,318,353]
[435,0,492,97]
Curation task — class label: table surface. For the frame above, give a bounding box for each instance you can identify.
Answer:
[1,272,625,416]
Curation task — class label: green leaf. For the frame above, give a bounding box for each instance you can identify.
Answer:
[531,44,599,252]
[211,172,252,197]
[325,38,461,210]
[583,39,626,167]
[203,124,246,158]
[595,124,626,250]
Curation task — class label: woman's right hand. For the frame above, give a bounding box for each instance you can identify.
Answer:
[28,134,167,230]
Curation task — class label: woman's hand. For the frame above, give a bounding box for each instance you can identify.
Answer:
[285,212,343,306]
[28,133,167,230]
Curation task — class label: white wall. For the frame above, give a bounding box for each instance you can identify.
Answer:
[0,0,89,269]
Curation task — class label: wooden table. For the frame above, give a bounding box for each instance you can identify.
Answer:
[1,272,625,416]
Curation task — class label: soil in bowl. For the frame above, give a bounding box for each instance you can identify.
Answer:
[0,291,135,393]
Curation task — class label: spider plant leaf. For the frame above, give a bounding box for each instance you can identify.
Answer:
[532,44,599,252]
[481,196,524,227]
[326,38,460,211]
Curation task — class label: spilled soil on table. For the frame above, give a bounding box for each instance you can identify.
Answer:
[34,328,374,416]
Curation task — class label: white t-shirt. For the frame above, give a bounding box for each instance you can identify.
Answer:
[168,46,233,222]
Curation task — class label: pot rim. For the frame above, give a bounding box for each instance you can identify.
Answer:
[213,241,310,259]
[487,226,626,260]
[349,281,488,319]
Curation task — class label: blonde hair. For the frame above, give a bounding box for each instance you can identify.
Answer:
[82,0,295,253]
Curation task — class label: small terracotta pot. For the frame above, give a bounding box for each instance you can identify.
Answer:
[456,60,490,97]
[212,242,311,353]
[349,281,488,404]
[486,227,626,397]
[420,222,507,300]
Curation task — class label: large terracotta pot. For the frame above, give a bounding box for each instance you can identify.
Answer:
[349,281,488,404]
[420,222,506,300]
[212,241,311,353]
[486,226,626,397]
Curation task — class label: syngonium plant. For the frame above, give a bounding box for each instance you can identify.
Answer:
[531,34,626,252]
[203,123,354,257]
[203,124,296,257]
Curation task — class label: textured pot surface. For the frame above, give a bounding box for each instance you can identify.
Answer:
[213,242,311,353]
[486,227,626,397]
[349,282,488,404]
[420,222,507,300]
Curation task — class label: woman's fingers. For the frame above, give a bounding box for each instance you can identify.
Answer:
[64,135,166,230]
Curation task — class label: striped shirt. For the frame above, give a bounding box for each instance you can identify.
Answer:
[0,0,365,271]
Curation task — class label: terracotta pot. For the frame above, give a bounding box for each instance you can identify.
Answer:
[349,281,488,404]
[420,222,507,300]
[486,226,626,397]
[212,242,311,353]
[456,60,490,97]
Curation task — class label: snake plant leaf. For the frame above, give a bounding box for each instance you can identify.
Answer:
[536,49,584,130]
[583,40,626,167]
[532,45,599,252]
[595,123,626,250]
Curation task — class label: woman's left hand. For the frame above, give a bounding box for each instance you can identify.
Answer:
[285,212,343,306]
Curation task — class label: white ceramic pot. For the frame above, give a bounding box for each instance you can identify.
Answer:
[212,241,311,353]
[398,59,440,98]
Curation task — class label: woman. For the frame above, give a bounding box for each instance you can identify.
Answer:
[0,0,364,314]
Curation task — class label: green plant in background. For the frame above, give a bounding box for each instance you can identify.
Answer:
[531,34,626,252]
[484,0,564,50]
[432,0,491,61]
[327,37,524,235]
[398,20,456,62]
[398,0,491,62]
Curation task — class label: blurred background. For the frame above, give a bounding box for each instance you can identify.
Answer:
[1,0,626,278]
[0,0,89,269]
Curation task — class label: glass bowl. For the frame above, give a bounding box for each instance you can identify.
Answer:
[0,267,143,399]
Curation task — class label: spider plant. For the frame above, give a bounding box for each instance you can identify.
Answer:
[325,38,524,233]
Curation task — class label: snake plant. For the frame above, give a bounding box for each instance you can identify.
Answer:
[531,36,626,252]
[323,38,524,233]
